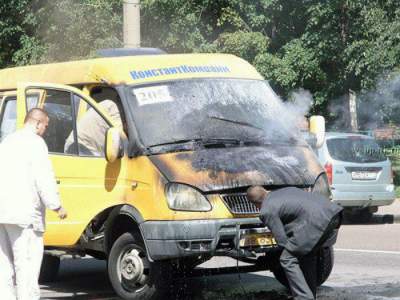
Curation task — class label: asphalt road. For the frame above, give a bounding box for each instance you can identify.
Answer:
[40,202,400,300]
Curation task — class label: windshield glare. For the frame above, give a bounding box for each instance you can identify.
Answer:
[128,79,304,149]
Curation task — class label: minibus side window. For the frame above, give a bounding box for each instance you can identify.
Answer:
[90,85,128,138]
[40,90,77,155]
[71,95,112,157]
[26,94,40,111]
[0,98,17,141]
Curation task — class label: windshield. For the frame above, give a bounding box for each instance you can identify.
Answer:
[127,79,305,150]
[327,137,387,163]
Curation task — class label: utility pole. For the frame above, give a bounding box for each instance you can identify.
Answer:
[349,89,358,132]
[123,0,140,48]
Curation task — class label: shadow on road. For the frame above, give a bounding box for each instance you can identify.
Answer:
[41,257,400,300]
[41,258,114,299]
[41,258,290,300]
[342,213,397,225]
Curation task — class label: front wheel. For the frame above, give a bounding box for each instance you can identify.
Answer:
[272,246,334,288]
[107,232,172,300]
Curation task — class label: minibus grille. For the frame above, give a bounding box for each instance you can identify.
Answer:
[221,193,260,215]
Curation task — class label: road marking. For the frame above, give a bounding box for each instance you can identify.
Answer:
[335,248,400,255]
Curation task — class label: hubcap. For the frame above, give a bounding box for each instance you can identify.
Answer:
[120,249,144,283]
[117,246,150,293]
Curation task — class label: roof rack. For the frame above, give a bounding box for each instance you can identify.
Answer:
[96,48,167,57]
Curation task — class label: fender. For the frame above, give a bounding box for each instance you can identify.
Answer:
[104,204,145,254]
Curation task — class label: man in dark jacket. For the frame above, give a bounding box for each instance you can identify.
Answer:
[247,186,343,300]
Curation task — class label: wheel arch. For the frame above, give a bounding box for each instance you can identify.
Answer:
[104,204,145,255]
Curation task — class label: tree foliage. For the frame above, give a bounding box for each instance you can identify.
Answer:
[2,0,400,127]
[141,0,400,127]
[0,0,36,68]
[0,0,123,67]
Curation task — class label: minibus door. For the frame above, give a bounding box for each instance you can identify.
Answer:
[17,82,129,246]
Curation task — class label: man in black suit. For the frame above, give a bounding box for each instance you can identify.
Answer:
[247,186,343,300]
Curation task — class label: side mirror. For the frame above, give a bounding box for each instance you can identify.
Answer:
[105,127,123,163]
[309,115,326,148]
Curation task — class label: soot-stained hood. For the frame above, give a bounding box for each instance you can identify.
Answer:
[149,145,323,192]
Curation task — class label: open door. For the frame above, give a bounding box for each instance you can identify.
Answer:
[17,82,128,247]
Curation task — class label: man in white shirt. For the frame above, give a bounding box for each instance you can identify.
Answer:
[0,108,67,300]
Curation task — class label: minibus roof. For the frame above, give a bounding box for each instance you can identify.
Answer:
[0,53,263,91]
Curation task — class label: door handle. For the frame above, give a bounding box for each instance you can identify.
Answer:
[131,181,138,190]
[56,180,61,184]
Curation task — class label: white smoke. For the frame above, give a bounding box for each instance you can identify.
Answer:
[268,88,314,135]
[328,74,400,132]
[286,88,314,128]
[328,94,350,131]
[357,74,400,130]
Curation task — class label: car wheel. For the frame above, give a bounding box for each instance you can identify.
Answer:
[358,208,374,222]
[316,246,334,285]
[344,208,373,223]
[39,254,60,283]
[107,232,172,300]
[272,246,334,288]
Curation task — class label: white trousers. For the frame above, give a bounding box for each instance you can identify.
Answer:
[0,224,43,300]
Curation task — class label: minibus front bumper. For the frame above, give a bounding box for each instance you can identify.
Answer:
[140,217,273,261]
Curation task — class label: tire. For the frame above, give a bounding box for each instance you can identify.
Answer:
[107,232,172,300]
[316,246,334,285]
[344,208,373,223]
[39,254,60,283]
[358,209,373,222]
[272,246,334,288]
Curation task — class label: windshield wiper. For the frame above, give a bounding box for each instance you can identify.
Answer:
[148,139,202,148]
[200,138,242,147]
[207,115,263,131]
[149,138,245,148]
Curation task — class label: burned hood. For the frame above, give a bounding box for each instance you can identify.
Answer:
[149,145,324,192]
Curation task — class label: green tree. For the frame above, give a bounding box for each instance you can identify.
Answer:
[30,0,124,63]
[0,0,37,68]
[141,0,400,128]
[1,0,124,66]
[303,1,400,126]
[2,0,400,129]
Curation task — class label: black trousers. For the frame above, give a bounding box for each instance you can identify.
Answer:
[280,213,341,300]
[280,249,317,300]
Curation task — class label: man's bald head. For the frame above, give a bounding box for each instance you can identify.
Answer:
[247,186,270,208]
[24,108,49,136]
[24,108,48,124]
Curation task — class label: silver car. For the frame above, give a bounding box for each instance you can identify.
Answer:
[316,132,395,213]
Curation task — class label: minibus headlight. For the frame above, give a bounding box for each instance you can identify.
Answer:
[165,183,212,211]
[312,173,332,200]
